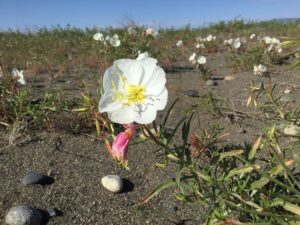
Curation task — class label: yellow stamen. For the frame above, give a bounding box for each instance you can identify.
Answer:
[111,75,146,106]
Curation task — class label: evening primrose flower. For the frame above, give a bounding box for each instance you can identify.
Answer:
[109,34,121,47]
[233,38,241,49]
[93,32,104,42]
[176,40,183,47]
[254,64,267,76]
[250,33,256,40]
[196,43,205,49]
[99,53,168,124]
[146,28,159,38]
[12,68,26,85]
[189,53,197,64]
[197,56,206,65]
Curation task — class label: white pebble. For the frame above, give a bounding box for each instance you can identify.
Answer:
[101,175,123,193]
[283,125,300,136]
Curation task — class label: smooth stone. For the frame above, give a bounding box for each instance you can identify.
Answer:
[280,96,291,102]
[283,125,300,136]
[47,208,58,217]
[205,79,217,86]
[186,89,199,97]
[22,172,53,186]
[6,205,42,225]
[101,175,123,193]
[169,205,178,213]
[224,75,235,81]
[237,128,246,134]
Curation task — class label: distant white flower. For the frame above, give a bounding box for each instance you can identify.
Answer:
[105,35,110,41]
[233,38,241,49]
[263,36,273,44]
[189,53,197,64]
[93,32,104,42]
[99,53,167,124]
[206,34,213,42]
[176,40,183,47]
[253,64,267,76]
[127,27,137,36]
[250,34,256,40]
[109,34,121,47]
[12,68,26,85]
[196,36,205,42]
[196,43,205,49]
[197,56,206,65]
[146,28,159,38]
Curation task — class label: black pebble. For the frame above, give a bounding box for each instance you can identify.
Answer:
[169,205,178,213]
[47,208,59,217]
[186,89,199,97]
[22,172,54,186]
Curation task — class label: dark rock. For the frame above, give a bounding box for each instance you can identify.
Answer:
[22,172,54,186]
[47,208,59,217]
[169,205,178,213]
[186,89,199,97]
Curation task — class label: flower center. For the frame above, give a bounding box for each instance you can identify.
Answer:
[112,75,146,106]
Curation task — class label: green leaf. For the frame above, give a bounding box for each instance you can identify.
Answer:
[141,179,176,204]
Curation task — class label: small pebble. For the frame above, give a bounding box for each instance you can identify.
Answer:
[101,175,123,193]
[22,172,53,186]
[6,205,42,225]
[238,128,246,134]
[205,79,217,86]
[280,96,291,102]
[283,124,300,136]
[284,88,292,94]
[47,208,58,217]
[186,89,199,97]
[224,75,235,81]
[169,205,178,213]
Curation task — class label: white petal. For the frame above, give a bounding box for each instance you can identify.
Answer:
[151,87,168,110]
[102,64,123,92]
[99,92,122,113]
[108,106,135,124]
[115,59,145,85]
[144,66,166,96]
[138,57,158,84]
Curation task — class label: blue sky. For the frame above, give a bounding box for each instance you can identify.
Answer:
[0,0,299,30]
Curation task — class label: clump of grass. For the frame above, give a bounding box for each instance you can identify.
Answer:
[227,46,264,73]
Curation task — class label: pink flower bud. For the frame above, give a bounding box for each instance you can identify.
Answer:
[112,131,131,163]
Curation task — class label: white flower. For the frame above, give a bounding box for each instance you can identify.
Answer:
[93,32,104,42]
[253,64,267,76]
[189,53,197,64]
[146,28,159,38]
[105,35,110,41]
[99,54,168,124]
[176,40,183,47]
[196,43,205,49]
[127,27,137,36]
[12,68,26,85]
[197,56,206,65]
[206,34,213,42]
[250,34,256,40]
[263,36,273,44]
[109,34,121,47]
[233,38,241,49]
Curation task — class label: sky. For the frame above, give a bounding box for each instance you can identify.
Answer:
[0,0,299,31]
